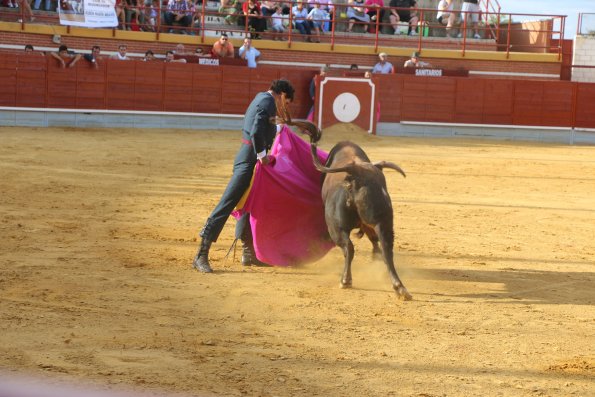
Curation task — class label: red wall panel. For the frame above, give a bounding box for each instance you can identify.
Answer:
[1,53,594,131]
[575,84,595,129]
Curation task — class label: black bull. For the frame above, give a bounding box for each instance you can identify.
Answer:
[311,140,412,301]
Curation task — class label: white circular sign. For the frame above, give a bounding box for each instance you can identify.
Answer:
[332,92,361,123]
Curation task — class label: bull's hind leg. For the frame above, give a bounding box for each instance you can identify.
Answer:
[359,224,382,260]
[376,225,412,301]
[337,230,354,289]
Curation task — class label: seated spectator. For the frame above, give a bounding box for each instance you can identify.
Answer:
[260,0,275,17]
[174,43,188,55]
[346,0,370,33]
[115,0,126,29]
[164,0,193,34]
[437,0,457,37]
[124,0,144,31]
[24,44,34,53]
[371,52,394,74]
[212,33,235,58]
[389,0,419,36]
[307,3,328,42]
[111,44,131,60]
[404,51,431,68]
[365,0,384,34]
[165,50,187,63]
[33,0,51,11]
[219,0,239,26]
[270,6,287,40]
[195,47,208,57]
[350,64,359,70]
[292,1,312,41]
[16,0,35,23]
[83,45,102,69]
[242,0,266,39]
[144,49,157,61]
[143,0,159,32]
[459,0,481,39]
[51,45,82,68]
[239,37,261,68]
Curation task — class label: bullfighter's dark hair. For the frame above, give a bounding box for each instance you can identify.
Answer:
[270,79,295,102]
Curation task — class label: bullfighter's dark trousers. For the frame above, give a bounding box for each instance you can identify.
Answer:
[200,142,256,243]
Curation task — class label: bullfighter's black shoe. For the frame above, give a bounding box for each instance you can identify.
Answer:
[192,238,213,273]
[240,240,270,267]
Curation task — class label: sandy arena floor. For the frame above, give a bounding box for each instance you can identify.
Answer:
[0,124,594,397]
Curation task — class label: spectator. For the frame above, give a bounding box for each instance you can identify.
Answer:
[242,0,265,39]
[307,65,328,120]
[143,49,157,61]
[219,0,239,26]
[365,0,384,34]
[404,51,431,68]
[123,0,137,30]
[111,44,131,60]
[307,3,327,42]
[371,52,394,74]
[292,1,312,41]
[350,63,359,70]
[164,0,193,34]
[260,0,275,17]
[270,6,287,40]
[437,0,457,37]
[17,0,35,23]
[212,33,235,58]
[174,43,188,55]
[33,0,51,11]
[165,50,187,63]
[239,37,261,68]
[24,44,34,53]
[195,47,207,57]
[143,0,159,32]
[316,0,335,31]
[115,0,125,29]
[83,45,102,69]
[389,0,418,36]
[51,45,82,68]
[459,0,481,39]
[346,0,370,33]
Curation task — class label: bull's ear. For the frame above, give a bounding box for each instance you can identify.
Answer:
[373,161,406,178]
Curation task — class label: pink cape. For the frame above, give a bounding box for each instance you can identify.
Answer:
[236,126,334,266]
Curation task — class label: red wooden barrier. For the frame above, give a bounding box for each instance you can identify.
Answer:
[3,53,594,130]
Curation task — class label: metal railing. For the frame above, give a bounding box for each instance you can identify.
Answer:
[577,12,595,36]
[1,0,565,58]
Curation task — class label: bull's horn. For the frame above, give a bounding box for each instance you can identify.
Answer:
[373,161,406,178]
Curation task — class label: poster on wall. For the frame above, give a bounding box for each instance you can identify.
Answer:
[58,0,118,27]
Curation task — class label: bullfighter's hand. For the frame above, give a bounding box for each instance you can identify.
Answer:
[260,155,276,166]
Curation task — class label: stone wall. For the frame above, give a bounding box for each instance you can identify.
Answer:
[572,35,595,83]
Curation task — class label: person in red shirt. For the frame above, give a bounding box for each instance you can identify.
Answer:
[211,33,235,58]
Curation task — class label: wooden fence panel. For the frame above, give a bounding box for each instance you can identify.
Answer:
[192,66,222,114]
[134,61,164,112]
[46,57,78,108]
[106,60,137,110]
[575,83,595,129]
[76,62,107,109]
[513,80,545,126]
[0,56,17,106]
[221,66,252,115]
[163,63,194,112]
[375,74,403,123]
[15,55,46,108]
[483,79,514,125]
[455,79,485,124]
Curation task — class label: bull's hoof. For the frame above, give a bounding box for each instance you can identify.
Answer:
[340,281,352,289]
[396,286,412,301]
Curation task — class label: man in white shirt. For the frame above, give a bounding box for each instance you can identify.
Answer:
[371,52,394,74]
[437,0,457,37]
[239,38,261,68]
[110,45,130,60]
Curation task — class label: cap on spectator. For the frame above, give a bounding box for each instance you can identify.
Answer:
[379,52,388,58]
[411,51,420,58]
[58,45,68,52]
